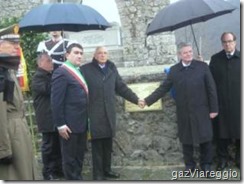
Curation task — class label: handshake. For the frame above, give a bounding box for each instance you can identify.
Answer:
[137,99,147,109]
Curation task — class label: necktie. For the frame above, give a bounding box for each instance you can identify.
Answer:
[226,53,232,59]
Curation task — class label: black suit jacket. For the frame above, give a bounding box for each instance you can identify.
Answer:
[51,66,88,133]
[32,67,55,132]
[145,60,218,144]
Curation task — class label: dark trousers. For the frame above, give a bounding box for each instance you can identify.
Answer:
[91,138,113,179]
[41,132,62,179]
[217,138,240,164]
[182,141,212,169]
[60,133,87,180]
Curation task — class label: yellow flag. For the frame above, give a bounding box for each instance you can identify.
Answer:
[17,47,29,92]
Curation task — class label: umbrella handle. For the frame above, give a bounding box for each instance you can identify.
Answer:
[190,24,200,56]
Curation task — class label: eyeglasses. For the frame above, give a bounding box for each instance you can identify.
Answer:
[222,40,235,44]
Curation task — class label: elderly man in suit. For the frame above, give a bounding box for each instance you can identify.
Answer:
[32,52,64,180]
[51,43,88,180]
[80,46,141,180]
[209,32,240,170]
[142,42,218,177]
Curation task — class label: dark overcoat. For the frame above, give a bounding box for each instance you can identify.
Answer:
[32,68,55,132]
[145,60,218,144]
[80,59,138,139]
[209,50,240,139]
[51,67,88,133]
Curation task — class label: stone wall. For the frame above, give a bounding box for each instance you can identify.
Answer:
[0,0,41,18]
[115,0,177,66]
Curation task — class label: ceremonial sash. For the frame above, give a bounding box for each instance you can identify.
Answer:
[62,62,88,95]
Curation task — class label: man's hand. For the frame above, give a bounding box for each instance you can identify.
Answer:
[58,125,72,140]
[138,99,146,109]
[210,112,218,119]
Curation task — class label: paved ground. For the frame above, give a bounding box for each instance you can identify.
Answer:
[82,165,241,181]
[36,161,241,181]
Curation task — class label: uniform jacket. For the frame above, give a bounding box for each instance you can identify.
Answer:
[145,60,218,144]
[0,71,37,180]
[80,59,139,139]
[209,49,240,139]
[37,39,70,64]
[32,67,55,132]
[51,66,88,133]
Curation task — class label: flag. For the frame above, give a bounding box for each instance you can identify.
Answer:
[17,47,29,92]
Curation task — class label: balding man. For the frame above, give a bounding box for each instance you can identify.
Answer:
[80,46,141,180]
[209,32,240,171]
[32,52,63,180]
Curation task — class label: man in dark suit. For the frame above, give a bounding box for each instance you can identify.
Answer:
[51,43,88,180]
[32,52,63,180]
[209,32,240,170]
[80,46,141,180]
[142,42,218,177]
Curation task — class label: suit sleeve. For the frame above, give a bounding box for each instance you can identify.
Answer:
[114,67,139,104]
[51,68,67,127]
[204,65,218,113]
[145,71,173,106]
[32,73,51,96]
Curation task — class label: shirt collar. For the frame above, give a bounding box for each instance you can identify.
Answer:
[98,63,106,68]
[181,60,192,67]
[226,50,235,56]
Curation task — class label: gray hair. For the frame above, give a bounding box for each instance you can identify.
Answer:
[177,42,192,53]
[36,52,51,65]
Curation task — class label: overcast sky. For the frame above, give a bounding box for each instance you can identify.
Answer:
[81,0,187,25]
[82,0,121,25]
[82,0,240,25]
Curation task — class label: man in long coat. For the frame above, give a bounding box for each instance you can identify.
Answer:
[144,42,218,176]
[32,52,63,180]
[80,46,140,180]
[209,32,240,170]
[0,24,37,180]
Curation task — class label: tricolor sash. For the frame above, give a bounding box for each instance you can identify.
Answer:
[62,62,89,95]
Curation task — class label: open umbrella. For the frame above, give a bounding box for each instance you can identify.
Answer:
[146,0,236,55]
[19,3,111,33]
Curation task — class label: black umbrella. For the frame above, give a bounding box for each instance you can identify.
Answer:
[19,3,111,33]
[146,0,236,55]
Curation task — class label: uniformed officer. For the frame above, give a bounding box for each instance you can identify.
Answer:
[37,31,76,70]
[0,24,37,180]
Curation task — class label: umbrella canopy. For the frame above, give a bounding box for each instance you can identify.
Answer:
[19,3,111,33]
[146,0,236,54]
